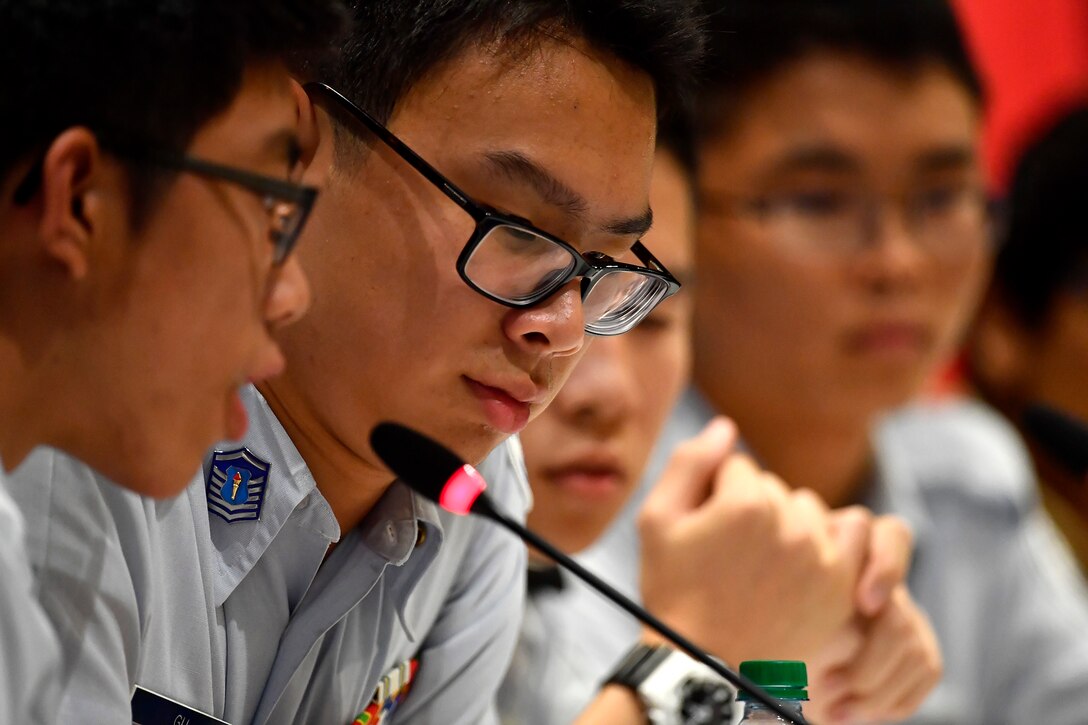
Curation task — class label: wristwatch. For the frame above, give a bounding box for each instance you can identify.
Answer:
[604,643,736,725]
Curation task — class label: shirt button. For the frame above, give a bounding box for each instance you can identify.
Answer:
[386,521,397,544]
[415,526,427,548]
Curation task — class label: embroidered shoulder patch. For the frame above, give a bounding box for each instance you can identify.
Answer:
[206,447,270,523]
[352,658,419,725]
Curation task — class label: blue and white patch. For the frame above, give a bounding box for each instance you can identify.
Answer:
[206,447,270,523]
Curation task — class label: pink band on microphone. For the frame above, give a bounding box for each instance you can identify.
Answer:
[439,464,488,515]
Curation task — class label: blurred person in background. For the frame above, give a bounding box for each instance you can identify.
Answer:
[968,104,1088,573]
[501,123,941,725]
[573,1,1088,723]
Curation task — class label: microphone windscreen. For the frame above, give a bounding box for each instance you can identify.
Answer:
[1022,403,1088,478]
[370,421,465,502]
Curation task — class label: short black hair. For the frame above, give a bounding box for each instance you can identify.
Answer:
[695,0,982,138]
[1,0,348,205]
[314,0,707,126]
[990,105,1088,329]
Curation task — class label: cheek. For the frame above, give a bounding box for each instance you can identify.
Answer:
[930,249,992,346]
[1031,300,1088,414]
[538,345,590,405]
[298,199,468,352]
[518,419,557,483]
[639,335,690,419]
[699,249,843,354]
[160,190,271,337]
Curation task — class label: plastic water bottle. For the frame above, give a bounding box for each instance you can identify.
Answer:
[737,660,807,723]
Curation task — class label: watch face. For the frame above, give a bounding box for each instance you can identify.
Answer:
[679,678,735,725]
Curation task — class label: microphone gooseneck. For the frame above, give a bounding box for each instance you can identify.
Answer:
[370,421,812,725]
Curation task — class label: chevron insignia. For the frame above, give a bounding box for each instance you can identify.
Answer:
[206,447,270,523]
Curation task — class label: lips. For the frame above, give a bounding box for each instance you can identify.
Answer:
[544,456,628,501]
[843,321,932,357]
[464,377,535,434]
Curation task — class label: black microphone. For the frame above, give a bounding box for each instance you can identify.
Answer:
[1022,403,1088,479]
[370,421,811,725]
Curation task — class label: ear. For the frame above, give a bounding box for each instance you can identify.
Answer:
[968,291,1034,391]
[290,78,322,178]
[291,78,342,189]
[37,128,106,281]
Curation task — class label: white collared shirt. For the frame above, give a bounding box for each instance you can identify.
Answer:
[512,388,1088,724]
[0,462,61,723]
[11,385,531,724]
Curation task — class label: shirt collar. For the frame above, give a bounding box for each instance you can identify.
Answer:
[362,478,442,566]
[863,413,934,550]
[204,386,335,606]
[205,386,447,606]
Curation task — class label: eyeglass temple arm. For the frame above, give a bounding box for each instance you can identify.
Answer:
[151,154,317,205]
[306,82,482,221]
[632,240,676,277]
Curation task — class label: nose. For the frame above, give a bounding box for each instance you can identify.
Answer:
[264,255,312,328]
[501,279,586,359]
[551,335,637,437]
[855,204,925,295]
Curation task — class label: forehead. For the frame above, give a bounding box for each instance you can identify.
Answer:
[387,36,658,229]
[701,52,981,184]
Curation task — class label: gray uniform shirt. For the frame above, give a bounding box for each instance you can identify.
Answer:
[0,464,61,723]
[507,388,1088,724]
[10,386,531,725]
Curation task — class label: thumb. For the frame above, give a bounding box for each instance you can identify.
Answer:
[641,417,737,524]
[856,515,914,616]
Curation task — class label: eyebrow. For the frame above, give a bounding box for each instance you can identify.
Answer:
[483,149,654,238]
[912,145,976,173]
[763,145,861,179]
[768,143,978,176]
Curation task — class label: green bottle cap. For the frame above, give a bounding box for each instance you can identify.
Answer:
[737,660,808,701]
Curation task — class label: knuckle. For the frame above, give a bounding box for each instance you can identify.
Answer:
[791,487,828,514]
[928,645,945,677]
[838,503,873,525]
[878,514,914,547]
[636,506,667,538]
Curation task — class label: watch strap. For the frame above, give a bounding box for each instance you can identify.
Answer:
[603,643,673,691]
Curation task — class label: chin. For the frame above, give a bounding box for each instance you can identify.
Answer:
[459,427,511,465]
[563,529,608,556]
[121,441,206,499]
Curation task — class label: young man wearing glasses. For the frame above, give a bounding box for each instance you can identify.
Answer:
[10,2,935,724]
[0,0,345,722]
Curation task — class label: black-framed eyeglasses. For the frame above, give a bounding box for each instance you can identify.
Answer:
[306,81,680,336]
[701,186,993,263]
[12,144,317,266]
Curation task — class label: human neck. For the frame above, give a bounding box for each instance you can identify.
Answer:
[258,377,393,534]
[0,328,84,471]
[695,379,876,508]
